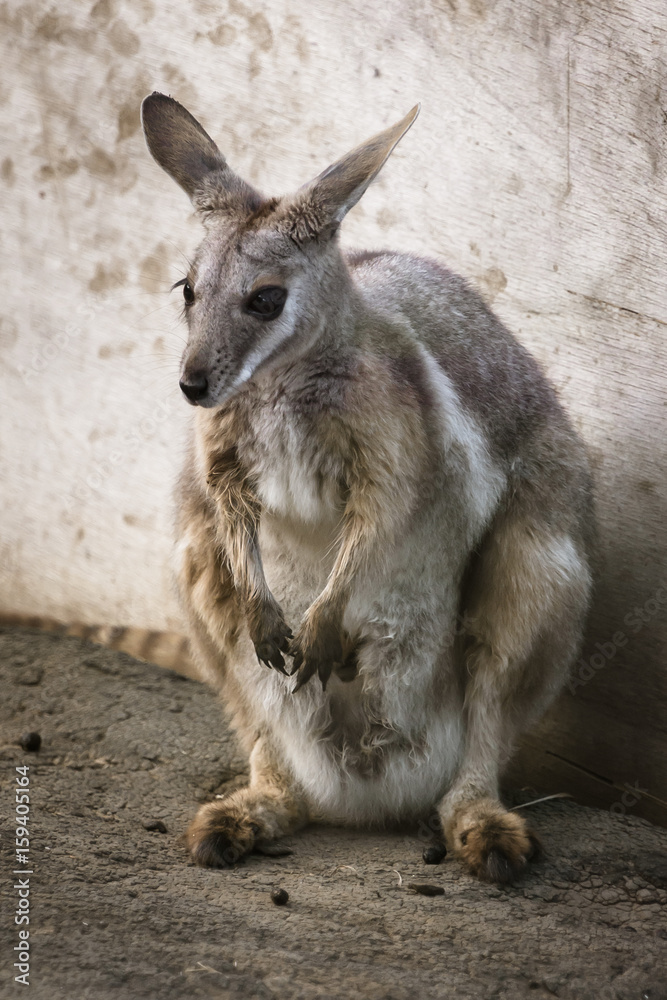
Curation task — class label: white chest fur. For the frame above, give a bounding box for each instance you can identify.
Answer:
[246,407,341,527]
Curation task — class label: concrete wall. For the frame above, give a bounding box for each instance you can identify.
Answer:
[1,0,665,820]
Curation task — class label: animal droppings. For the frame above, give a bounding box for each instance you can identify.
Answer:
[422,843,447,865]
[407,883,445,897]
[19,731,42,752]
[142,819,168,833]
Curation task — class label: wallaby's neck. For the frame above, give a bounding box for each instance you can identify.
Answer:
[317,247,366,345]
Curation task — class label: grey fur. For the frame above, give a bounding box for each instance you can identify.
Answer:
[140,94,594,882]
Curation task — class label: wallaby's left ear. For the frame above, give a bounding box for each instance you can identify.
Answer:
[141,92,260,211]
[298,105,420,231]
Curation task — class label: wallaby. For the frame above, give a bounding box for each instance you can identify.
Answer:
[140,93,595,883]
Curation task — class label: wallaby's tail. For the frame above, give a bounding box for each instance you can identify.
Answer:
[0,613,196,678]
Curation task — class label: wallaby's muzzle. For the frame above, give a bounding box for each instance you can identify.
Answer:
[179,371,209,405]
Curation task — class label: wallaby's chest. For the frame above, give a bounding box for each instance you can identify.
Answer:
[240,399,343,527]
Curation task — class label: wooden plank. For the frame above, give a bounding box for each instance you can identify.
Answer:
[0,0,664,829]
[507,733,667,829]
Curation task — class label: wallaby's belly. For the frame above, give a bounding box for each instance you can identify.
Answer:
[275,689,464,825]
[232,505,467,823]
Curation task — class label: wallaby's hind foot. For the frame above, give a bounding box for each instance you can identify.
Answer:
[186,740,309,868]
[187,799,259,868]
[446,797,541,884]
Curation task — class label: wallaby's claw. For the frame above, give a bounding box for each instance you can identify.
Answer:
[251,615,293,675]
[291,657,318,692]
[317,659,333,691]
[290,647,303,676]
[336,642,361,683]
[290,620,356,692]
[255,641,287,674]
[290,650,339,692]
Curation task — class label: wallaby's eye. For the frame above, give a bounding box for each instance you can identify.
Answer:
[172,277,195,306]
[244,286,287,321]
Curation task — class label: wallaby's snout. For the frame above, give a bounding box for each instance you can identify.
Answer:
[179,370,209,405]
[171,241,302,409]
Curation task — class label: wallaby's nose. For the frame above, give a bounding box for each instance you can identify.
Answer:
[179,372,208,403]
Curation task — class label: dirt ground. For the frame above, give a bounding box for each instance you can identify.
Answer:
[1,626,665,1000]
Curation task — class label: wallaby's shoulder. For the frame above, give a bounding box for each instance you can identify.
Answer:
[347,247,535,365]
[347,248,562,449]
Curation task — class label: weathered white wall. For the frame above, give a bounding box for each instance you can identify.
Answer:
[1,2,666,814]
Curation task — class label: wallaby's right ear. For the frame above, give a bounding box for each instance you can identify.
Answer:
[293,105,421,235]
[141,93,258,209]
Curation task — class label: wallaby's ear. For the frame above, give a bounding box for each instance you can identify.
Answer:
[141,93,259,209]
[298,105,420,231]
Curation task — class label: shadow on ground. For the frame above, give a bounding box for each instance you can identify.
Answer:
[1,627,665,1000]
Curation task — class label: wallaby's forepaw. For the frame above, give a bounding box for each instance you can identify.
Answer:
[186,801,258,868]
[290,612,349,692]
[247,601,293,675]
[450,799,541,884]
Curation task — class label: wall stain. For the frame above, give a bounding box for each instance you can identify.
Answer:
[477,266,507,302]
[505,172,524,195]
[99,341,136,358]
[376,207,398,231]
[161,64,198,109]
[89,261,127,294]
[247,12,273,52]
[35,11,94,50]
[84,147,116,178]
[117,102,140,141]
[140,243,171,294]
[208,21,237,47]
[112,68,151,143]
[90,0,116,26]
[108,19,141,57]
[0,2,27,32]
[296,35,310,63]
[440,0,489,22]
[1,158,15,185]
[0,316,18,352]
[248,50,261,81]
[192,0,220,14]
[135,0,155,22]
[37,158,79,182]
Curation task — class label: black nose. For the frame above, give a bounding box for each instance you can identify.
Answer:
[179,372,208,402]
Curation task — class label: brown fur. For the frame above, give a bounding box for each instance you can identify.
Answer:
[185,739,308,866]
[450,798,541,883]
[141,93,595,884]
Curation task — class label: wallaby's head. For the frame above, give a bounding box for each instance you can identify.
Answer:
[141,93,419,408]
